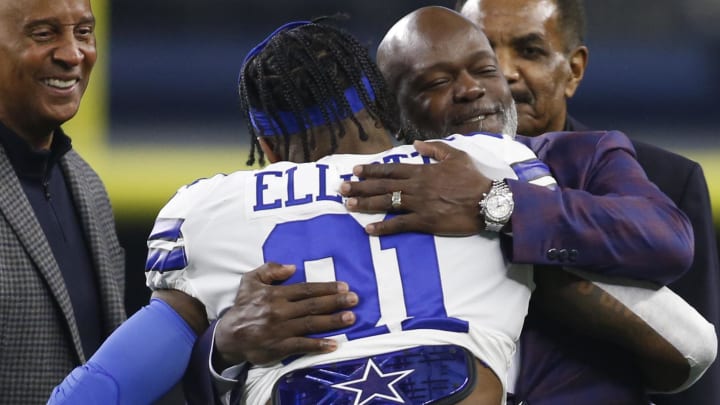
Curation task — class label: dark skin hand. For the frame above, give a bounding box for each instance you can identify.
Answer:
[213,262,358,370]
[342,140,492,236]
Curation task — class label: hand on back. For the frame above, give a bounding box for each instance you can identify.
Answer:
[342,141,492,236]
[213,262,358,368]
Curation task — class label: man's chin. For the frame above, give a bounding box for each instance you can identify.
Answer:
[43,103,81,126]
[450,117,505,135]
[515,112,541,137]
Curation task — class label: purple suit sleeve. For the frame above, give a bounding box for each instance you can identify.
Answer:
[183,319,222,405]
[183,319,249,405]
[509,130,693,285]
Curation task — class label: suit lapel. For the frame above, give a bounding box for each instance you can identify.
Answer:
[60,151,125,336]
[0,147,86,362]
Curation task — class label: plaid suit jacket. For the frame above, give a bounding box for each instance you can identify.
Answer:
[0,143,126,404]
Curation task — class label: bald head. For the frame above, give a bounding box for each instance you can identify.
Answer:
[378,7,485,94]
[377,6,516,139]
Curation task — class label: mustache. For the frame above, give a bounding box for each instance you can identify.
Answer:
[511,90,534,105]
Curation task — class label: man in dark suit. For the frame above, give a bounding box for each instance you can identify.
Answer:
[0,0,126,402]
[453,0,719,403]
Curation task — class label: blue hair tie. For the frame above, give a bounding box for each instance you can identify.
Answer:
[248,76,376,136]
[240,21,377,136]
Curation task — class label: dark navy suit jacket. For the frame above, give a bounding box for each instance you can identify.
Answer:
[512,117,719,404]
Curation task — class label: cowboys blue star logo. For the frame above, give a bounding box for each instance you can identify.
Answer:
[331,358,414,405]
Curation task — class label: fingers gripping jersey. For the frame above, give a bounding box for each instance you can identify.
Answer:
[145,133,556,403]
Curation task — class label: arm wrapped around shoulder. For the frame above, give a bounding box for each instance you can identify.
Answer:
[565,267,718,393]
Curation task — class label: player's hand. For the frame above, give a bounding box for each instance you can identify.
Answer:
[213,262,358,368]
[341,140,492,236]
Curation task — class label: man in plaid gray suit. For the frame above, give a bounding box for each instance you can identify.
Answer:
[0,0,126,403]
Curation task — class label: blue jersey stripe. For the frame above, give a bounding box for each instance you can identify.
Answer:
[512,159,552,183]
[145,247,188,272]
[149,218,185,241]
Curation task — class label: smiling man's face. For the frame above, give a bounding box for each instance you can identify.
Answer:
[382,8,515,139]
[0,0,96,141]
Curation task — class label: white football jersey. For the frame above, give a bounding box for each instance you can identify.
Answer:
[145,133,556,403]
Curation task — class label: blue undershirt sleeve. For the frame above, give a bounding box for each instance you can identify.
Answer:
[47,298,197,405]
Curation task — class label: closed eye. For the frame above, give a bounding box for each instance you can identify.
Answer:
[29,27,57,43]
[471,65,499,76]
[421,77,450,91]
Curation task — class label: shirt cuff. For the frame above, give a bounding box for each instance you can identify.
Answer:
[209,320,248,396]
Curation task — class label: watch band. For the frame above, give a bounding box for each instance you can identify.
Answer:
[479,179,513,232]
[484,218,506,233]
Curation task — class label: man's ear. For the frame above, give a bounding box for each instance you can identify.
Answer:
[565,45,588,99]
[258,137,281,163]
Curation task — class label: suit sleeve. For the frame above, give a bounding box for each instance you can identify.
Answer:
[652,163,720,404]
[666,162,720,320]
[507,131,693,285]
[183,319,249,405]
[184,320,223,405]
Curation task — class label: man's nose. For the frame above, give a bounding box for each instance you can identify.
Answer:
[496,49,520,83]
[454,70,485,102]
[53,35,84,67]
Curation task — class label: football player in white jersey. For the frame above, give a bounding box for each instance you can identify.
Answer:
[205,9,715,405]
[49,17,558,405]
[49,18,552,405]
[145,19,560,404]
[48,14,715,405]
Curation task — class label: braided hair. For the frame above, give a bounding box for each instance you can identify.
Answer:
[240,18,400,165]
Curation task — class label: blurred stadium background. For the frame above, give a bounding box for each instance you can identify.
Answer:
[67,0,720,320]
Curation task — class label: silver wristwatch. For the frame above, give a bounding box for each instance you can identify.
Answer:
[479,179,514,232]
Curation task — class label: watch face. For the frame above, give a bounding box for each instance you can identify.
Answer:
[486,194,513,221]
